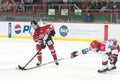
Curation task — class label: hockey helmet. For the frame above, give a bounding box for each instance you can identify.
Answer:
[31,19,38,26]
[90,40,99,49]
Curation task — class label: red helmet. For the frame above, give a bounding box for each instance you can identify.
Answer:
[90,40,99,49]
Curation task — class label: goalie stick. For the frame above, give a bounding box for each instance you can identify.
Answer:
[17,56,69,71]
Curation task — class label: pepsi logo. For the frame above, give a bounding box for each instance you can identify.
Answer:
[14,24,21,34]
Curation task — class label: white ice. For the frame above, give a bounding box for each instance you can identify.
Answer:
[0,38,120,81]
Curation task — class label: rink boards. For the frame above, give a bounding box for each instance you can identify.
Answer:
[0,21,120,42]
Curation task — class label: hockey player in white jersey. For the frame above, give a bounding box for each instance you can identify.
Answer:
[71,39,119,73]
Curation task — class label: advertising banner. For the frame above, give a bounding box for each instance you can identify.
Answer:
[0,21,120,42]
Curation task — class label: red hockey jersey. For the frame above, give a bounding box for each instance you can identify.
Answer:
[33,24,53,43]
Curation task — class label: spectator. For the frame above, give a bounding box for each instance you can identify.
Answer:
[58,18,64,22]
[84,13,93,22]
[0,1,3,11]
[2,0,12,12]
[33,0,39,5]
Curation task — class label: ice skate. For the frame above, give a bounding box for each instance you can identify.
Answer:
[98,66,108,73]
[54,59,59,65]
[36,61,42,66]
[108,65,116,71]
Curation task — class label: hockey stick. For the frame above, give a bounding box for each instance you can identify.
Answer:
[17,28,47,70]
[17,48,42,70]
[23,56,69,70]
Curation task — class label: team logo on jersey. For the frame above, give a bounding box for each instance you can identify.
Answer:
[14,24,21,34]
[59,25,69,37]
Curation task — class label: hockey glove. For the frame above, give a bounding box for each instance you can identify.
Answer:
[82,48,89,54]
[50,30,55,36]
[71,51,78,58]
[41,41,46,49]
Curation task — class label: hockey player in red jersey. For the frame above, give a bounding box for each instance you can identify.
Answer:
[30,19,59,66]
[71,39,119,73]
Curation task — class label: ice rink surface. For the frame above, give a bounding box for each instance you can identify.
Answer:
[0,38,120,81]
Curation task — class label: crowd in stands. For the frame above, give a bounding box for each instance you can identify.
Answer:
[0,0,120,13]
[74,0,120,12]
[49,0,120,12]
[0,0,40,12]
